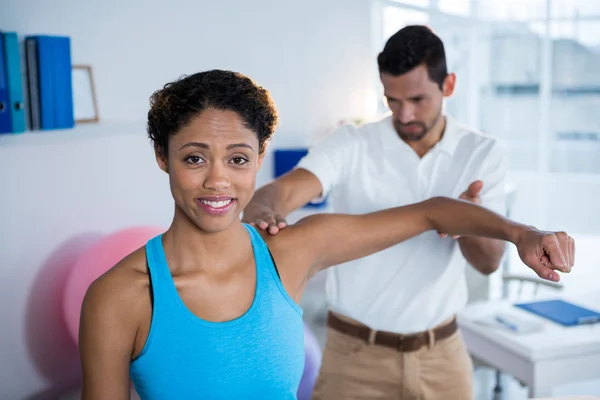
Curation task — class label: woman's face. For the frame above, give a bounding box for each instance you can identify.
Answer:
[158,108,263,233]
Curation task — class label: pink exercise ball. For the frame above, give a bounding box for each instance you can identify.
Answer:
[63,226,165,345]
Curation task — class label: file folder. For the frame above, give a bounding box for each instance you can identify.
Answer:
[515,299,600,327]
[0,32,11,134]
[32,35,74,130]
[274,149,327,208]
[35,35,56,130]
[25,37,41,130]
[2,32,26,133]
[52,36,74,129]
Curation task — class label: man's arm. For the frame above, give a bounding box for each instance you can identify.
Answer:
[242,168,323,234]
[457,142,509,274]
[456,180,506,274]
[243,124,359,234]
[458,235,505,274]
[285,197,573,282]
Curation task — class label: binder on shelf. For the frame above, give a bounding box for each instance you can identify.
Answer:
[0,32,11,134]
[25,37,41,130]
[2,32,26,133]
[30,35,74,131]
[52,36,74,129]
[274,149,327,208]
[35,35,56,130]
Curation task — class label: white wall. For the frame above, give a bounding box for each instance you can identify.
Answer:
[0,1,374,398]
[1,0,375,143]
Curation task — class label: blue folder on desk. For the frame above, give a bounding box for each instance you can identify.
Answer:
[515,299,600,327]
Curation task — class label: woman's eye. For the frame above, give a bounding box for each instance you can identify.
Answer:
[231,157,249,165]
[186,155,204,164]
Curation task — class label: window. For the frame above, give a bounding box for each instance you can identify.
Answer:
[549,20,600,173]
[379,0,600,286]
[382,6,429,41]
[550,0,600,19]
[478,0,547,21]
[386,0,430,7]
[438,0,470,16]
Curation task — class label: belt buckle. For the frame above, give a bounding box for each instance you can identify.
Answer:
[396,335,406,352]
[397,335,422,352]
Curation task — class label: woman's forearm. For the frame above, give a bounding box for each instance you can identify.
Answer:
[424,197,529,244]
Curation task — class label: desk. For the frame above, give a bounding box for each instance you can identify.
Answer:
[457,291,600,398]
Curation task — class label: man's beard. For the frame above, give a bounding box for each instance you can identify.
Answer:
[393,110,442,142]
[394,121,429,142]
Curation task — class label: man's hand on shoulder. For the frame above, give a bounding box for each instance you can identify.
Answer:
[242,201,288,235]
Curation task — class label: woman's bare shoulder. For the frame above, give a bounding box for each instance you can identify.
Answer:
[81,246,151,323]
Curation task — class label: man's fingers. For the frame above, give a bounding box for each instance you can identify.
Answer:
[264,217,279,235]
[255,220,269,230]
[276,216,288,228]
[262,215,289,235]
[438,233,460,240]
[468,180,484,197]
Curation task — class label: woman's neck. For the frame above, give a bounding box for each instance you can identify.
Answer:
[161,210,250,274]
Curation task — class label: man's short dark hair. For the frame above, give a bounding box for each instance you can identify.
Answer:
[377,25,447,90]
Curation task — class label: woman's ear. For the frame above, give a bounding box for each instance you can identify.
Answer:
[257,153,265,170]
[257,141,270,169]
[155,146,169,173]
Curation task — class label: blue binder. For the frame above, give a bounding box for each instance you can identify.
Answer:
[33,35,74,130]
[35,36,55,130]
[0,32,11,134]
[515,299,600,327]
[274,148,327,208]
[2,32,26,133]
[25,37,41,130]
[52,36,74,129]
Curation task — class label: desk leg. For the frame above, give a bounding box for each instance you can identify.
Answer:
[529,382,553,398]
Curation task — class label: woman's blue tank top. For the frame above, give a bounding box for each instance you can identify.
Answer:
[130,224,305,399]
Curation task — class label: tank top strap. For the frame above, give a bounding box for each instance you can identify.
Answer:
[144,234,176,315]
[242,223,303,316]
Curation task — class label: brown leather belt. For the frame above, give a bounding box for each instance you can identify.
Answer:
[327,312,458,352]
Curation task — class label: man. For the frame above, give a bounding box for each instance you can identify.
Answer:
[243,26,514,399]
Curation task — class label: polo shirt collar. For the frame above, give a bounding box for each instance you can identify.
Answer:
[380,114,462,158]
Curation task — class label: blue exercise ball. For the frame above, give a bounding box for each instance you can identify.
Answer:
[297,323,322,400]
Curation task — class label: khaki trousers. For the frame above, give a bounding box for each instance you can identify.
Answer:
[311,323,473,400]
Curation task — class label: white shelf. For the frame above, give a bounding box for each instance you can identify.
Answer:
[0,120,148,147]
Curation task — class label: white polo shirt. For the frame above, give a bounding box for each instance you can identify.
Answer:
[297,114,507,334]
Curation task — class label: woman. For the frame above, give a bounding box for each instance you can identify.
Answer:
[79,69,574,400]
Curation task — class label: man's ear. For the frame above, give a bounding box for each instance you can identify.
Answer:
[442,73,456,97]
[155,146,169,173]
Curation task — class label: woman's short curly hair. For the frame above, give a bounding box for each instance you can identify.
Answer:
[147,69,278,157]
